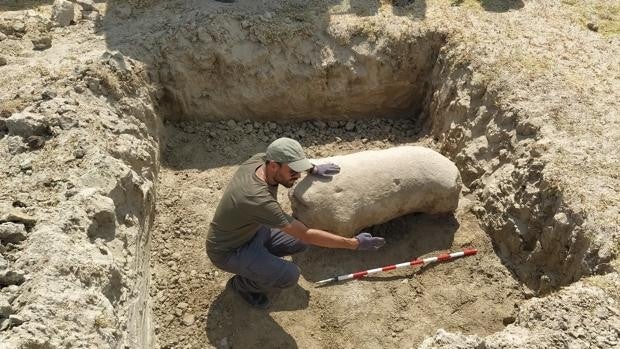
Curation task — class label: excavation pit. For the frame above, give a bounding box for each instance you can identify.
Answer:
[150,118,525,348]
[136,3,597,345]
[132,5,592,344]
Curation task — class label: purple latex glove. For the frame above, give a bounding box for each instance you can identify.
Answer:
[312,163,341,177]
[355,232,386,251]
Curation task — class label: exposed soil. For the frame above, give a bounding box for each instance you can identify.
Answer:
[150,119,525,348]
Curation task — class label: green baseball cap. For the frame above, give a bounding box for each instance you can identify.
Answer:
[265,137,313,172]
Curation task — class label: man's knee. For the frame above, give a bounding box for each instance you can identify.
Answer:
[206,251,229,271]
[273,264,301,289]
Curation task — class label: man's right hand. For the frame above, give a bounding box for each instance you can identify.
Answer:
[355,232,386,251]
[312,163,341,177]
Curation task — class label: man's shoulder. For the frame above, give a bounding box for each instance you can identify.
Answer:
[228,153,271,200]
[241,153,266,166]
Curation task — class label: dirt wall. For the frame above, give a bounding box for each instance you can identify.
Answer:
[103,1,444,121]
[0,8,160,345]
[422,53,595,291]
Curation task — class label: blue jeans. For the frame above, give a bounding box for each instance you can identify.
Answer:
[207,226,307,293]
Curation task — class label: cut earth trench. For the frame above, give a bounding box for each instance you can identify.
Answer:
[141,17,591,349]
[1,1,617,348]
[151,118,525,349]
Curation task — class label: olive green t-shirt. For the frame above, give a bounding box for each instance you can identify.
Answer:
[206,153,294,253]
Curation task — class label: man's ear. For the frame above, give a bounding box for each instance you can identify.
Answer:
[266,161,279,171]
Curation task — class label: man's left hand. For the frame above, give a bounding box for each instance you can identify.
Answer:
[355,232,386,251]
[312,163,341,177]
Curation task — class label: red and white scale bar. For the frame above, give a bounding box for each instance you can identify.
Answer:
[315,249,478,286]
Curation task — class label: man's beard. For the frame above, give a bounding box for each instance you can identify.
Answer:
[275,174,297,188]
[278,178,296,188]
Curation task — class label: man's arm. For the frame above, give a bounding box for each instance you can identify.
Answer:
[281,219,359,249]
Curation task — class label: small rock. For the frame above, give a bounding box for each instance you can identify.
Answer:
[101,51,130,73]
[9,314,24,326]
[0,56,7,66]
[345,121,355,131]
[0,318,10,331]
[81,11,100,21]
[0,269,25,287]
[11,22,26,34]
[6,112,49,137]
[470,205,485,215]
[553,212,570,228]
[0,223,27,244]
[0,297,12,318]
[52,0,75,27]
[25,135,45,150]
[587,22,599,32]
[0,32,7,41]
[73,147,86,159]
[41,90,57,100]
[19,159,32,171]
[81,191,116,239]
[182,313,195,326]
[5,285,19,294]
[516,119,539,136]
[75,0,97,11]
[313,120,326,129]
[32,36,52,50]
[502,315,516,325]
[0,209,36,227]
[123,214,136,227]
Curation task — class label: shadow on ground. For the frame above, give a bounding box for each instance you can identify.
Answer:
[331,0,427,19]
[451,0,524,12]
[295,212,459,283]
[205,283,310,348]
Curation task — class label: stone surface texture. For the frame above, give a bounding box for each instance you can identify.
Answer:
[290,146,461,236]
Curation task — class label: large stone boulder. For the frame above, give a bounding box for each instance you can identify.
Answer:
[289,146,461,237]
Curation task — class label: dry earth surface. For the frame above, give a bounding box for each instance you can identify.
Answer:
[151,119,524,348]
[0,0,619,348]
